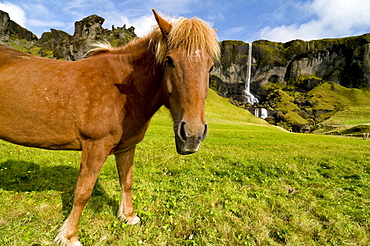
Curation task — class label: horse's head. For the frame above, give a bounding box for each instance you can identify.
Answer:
[153,10,220,155]
[163,48,212,155]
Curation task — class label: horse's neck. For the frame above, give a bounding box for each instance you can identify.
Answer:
[118,40,165,117]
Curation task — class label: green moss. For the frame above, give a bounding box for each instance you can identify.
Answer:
[41,50,54,58]
[220,40,250,69]
[254,41,287,67]
[113,27,123,37]
[262,82,284,91]
[308,83,344,108]
[315,110,337,122]
[270,89,300,112]
[298,74,322,81]
[286,73,322,89]
[222,40,247,46]
[285,111,309,124]
[29,46,41,56]
[9,43,27,53]
[111,38,130,47]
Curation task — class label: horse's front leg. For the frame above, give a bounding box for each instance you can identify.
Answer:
[55,140,111,246]
[115,146,140,225]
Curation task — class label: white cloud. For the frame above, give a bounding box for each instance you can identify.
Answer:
[128,15,158,37]
[258,0,370,42]
[0,2,26,27]
[107,14,157,37]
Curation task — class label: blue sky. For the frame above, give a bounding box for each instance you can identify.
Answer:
[1,0,370,43]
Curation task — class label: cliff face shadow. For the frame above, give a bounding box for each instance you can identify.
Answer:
[0,159,118,216]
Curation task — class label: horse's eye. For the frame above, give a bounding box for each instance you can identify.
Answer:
[209,66,214,72]
[166,56,175,67]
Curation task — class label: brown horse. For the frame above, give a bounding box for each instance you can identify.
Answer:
[0,9,219,246]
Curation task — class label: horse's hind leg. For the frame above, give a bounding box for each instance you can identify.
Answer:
[55,140,111,246]
[115,146,140,225]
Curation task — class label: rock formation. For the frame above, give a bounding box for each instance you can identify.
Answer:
[0,10,37,43]
[0,11,136,60]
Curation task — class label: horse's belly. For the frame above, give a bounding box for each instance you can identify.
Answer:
[0,129,82,150]
[0,113,81,150]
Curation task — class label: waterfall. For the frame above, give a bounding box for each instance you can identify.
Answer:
[254,108,268,119]
[245,43,268,119]
[246,42,252,93]
[244,43,258,105]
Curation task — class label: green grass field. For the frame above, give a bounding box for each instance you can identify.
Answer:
[0,90,369,245]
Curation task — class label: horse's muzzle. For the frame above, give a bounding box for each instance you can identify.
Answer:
[175,121,208,155]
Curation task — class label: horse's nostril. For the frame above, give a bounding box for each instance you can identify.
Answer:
[180,121,187,141]
[202,123,208,140]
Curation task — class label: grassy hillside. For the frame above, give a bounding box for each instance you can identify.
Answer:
[261,80,370,134]
[206,90,270,125]
[0,90,369,245]
[310,83,370,136]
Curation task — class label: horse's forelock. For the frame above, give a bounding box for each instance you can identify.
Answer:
[151,17,220,64]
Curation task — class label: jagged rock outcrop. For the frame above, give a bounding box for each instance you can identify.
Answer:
[0,10,37,43]
[36,29,72,59]
[69,15,109,60]
[0,11,136,60]
[42,14,137,60]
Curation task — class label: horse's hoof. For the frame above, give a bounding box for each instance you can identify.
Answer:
[71,242,82,246]
[55,235,82,246]
[121,216,140,225]
[55,221,83,246]
[126,216,141,225]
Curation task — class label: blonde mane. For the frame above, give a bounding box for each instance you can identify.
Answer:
[151,17,220,63]
[89,16,220,63]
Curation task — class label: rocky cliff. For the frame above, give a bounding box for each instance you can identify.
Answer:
[0,12,136,60]
[0,10,37,43]
[211,35,370,131]
[213,35,370,98]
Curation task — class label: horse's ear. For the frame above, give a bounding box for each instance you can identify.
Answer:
[152,9,172,38]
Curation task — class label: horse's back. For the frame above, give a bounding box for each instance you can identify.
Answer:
[0,44,35,68]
